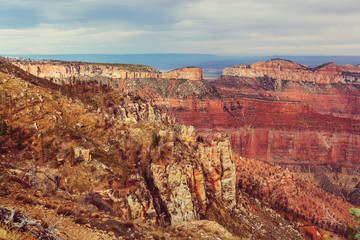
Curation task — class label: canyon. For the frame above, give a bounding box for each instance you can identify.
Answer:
[2,57,360,239]
[16,58,360,166]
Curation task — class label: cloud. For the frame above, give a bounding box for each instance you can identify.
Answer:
[0,0,360,55]
[0,24,147,54]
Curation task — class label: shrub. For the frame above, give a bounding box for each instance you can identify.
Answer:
[150,132,160,148]
[349,208,360,239]
[69,146,75,165]
[15,194,38,205]
[134,94,143,102]
[85,192,113,213]
[56,206,74,216]
[0,116,7,136]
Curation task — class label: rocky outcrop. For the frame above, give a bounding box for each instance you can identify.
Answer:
[74,147,91,162]
[11,60,203,86]
[223,59,360,84]
[197,134,236,208]
[150,162,206,223]
[161,67,202,81]
[92,134,236,227]
[97,175,157,222]
[12,60,160,86]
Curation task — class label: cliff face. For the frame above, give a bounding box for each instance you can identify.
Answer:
[161,67,203,81]
[209,59,360,167]
[12,60,203,86]
[223,59,360,84]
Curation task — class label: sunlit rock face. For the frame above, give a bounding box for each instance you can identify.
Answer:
[223,59,360,84]
[207,59,360,166]
[12,60,202,86]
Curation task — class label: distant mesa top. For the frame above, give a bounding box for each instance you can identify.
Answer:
[10,59,203,85]
[223,58,360,84]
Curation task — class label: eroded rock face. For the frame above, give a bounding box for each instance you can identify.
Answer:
[150,162,206,223]
[146,134,235,224]
[13,61,160,86]
[233,155,356,235]
[12,60,203,85]
[197,135,236,208]
[209,60,360,166]
[223,59,360,84]
[94,133,236,225]
[161,67,202,81]
[97,177,157,222]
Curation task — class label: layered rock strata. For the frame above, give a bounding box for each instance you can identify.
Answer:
[12,60,203,86]
[223,59,360,84]
[209,59,360,166]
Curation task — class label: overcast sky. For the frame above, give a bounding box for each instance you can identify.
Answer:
[1,0,360,55]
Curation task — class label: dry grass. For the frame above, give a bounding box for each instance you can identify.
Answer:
[0,224,32,240]
[15,194,38,205]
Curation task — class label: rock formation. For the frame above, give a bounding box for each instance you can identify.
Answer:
[11,60,203,86]
[223,59,360,84]
[161,67,202,81]
[210,59,360,167]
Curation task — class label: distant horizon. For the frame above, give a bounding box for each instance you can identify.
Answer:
[5,53,360,65]
[5,52,360,57]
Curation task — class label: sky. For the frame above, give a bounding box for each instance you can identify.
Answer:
[1,0,360,55]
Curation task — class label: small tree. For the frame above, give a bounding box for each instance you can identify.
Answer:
[150,132,160,148]
[0,115,7,136]
[69,146,75,165]
[16,135,22,149]
[349,208,360,240]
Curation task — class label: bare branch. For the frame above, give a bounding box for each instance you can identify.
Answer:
[0,206,68,240]
[321,203,342,226]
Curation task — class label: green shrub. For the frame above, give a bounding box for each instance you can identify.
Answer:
[349,208,360,239]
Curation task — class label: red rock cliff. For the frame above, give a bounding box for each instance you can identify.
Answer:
[223,59,360,84]
[209,59,360,166]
